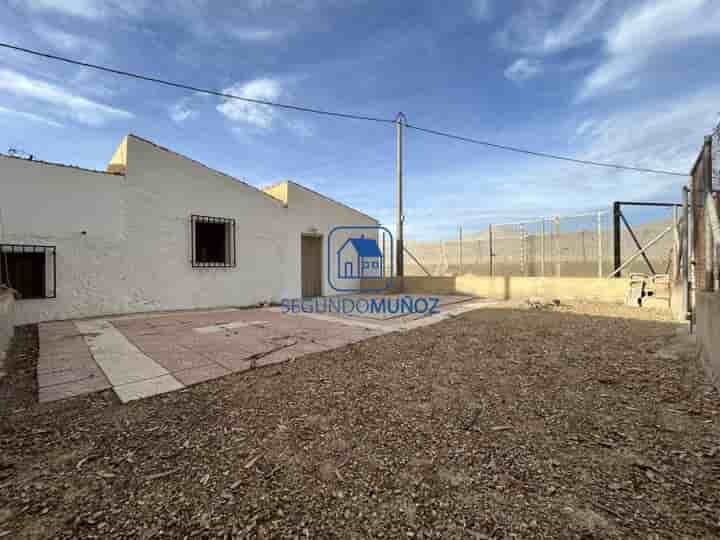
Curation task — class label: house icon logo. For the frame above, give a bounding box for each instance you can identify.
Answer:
[328,226,393,292]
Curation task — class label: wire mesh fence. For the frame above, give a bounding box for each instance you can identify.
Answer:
[404,208,676,278]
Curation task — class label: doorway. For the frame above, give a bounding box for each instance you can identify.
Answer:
[301,234,323,297]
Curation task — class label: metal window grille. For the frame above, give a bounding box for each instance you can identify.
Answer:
[190,214,237,268]
[0,243,57,299]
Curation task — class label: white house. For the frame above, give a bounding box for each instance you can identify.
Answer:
[0,134,379,324]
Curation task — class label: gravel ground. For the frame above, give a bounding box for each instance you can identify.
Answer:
[0,302,718,539]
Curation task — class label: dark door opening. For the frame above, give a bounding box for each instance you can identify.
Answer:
[301,235,322,298]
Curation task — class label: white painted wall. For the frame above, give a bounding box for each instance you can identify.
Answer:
[273,181,378,297]
[0,155,128,324]
[0,135,378,324]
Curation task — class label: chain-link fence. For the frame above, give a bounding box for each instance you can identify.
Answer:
[404,208,675,278]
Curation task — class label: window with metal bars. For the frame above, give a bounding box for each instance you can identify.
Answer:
[190,215,236,268]
[0,244,56,299]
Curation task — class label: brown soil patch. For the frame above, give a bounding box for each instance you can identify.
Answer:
[0,302,717,539]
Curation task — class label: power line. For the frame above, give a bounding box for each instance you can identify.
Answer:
[405,124,688,177]
[0,43,394,125]
[0,42,689,178]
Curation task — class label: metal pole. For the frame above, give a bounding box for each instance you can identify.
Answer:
[619,211,656,275]
[396,112,406,278]
[597,211,603,278]
[540,219,545,278]
[682,186,690,318]
[672,206,679,280]
[520,223,527,276]
[607,223,675,278]
[489,224,494,277]
[554,216,561,277]
[613,201,621,277]
[404,245,432,277]
[382,232,386,278]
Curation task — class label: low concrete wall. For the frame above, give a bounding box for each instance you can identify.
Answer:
[399,274,630,304]
[399,276,456,295]
[696,292,720,387]
[0,288,15,361]
[670,281,689,321]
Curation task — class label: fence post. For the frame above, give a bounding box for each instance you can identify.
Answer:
[540,218,545,278]
[683,186,691,318]
[672,206,680,280]
[489,224,494,277]
[597,211,603,278]
[613,202,621,277]
[554,216,561,277]
[520,223,526,276]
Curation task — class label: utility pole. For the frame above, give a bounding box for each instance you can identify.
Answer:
[396,112,406,278]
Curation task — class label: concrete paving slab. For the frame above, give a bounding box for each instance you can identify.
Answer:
[123,337,184,354]
[38,375,110,403]
[173,363,231,386]
[149,348,215,372]
[36,320,111,401]
[37,366,105,388]
[36,294,491,404]
[193,320,269,334]
[76,320,173,386]
[213,355,254,373]
[113,374,184,403]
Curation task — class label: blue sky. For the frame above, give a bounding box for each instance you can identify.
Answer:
[0,0,719,240]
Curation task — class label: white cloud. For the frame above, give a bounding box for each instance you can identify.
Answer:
[400,86,718,238]
[580,0,720,99]
[217,78,282,129]
[12,0,147,19]
[545,86,720,203]
[0,69,133,126]
[13,0,108,19]
[229,28,281,42]
[169,97,197,124]
[0,106,62,127]
[504,58,543,82]
[470,0,492,21]
[32,24,105,54]
[496,0,608,54]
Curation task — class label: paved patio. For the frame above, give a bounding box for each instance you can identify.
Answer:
[36,295,491,403]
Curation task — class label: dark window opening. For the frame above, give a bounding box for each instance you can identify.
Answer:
[191,215,236,268]
[0,244,56,299]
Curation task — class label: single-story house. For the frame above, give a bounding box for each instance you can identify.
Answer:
[0,134,379,324]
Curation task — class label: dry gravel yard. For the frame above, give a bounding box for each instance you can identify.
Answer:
[1,302,718,539]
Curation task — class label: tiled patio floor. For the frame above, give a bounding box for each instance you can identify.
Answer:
[37,295,491,404]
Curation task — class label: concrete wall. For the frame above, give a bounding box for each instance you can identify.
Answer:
[1,136,377,324]
[0,288,14,360]
[455,275,630,303]
[399,274,631,303]
[400,276,456,295]
[274,181,377,297]
[696,292,720,387]
[1,154,128,324]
